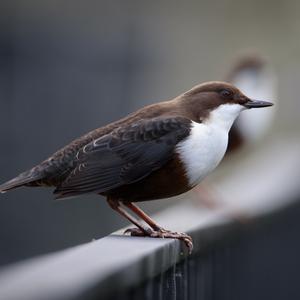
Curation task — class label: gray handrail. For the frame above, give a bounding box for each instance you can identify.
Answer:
[0,201,235,300]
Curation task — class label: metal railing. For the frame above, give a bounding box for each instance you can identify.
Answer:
[112,201,300,300]
[0,197,300,300]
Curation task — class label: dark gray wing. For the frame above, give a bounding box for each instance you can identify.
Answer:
[54,116,191,198]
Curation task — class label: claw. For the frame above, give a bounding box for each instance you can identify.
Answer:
[154,230,193,254]
[124,227,193,254]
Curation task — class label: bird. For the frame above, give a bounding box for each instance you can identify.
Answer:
[0,81,273,253]
[226,53,277,153]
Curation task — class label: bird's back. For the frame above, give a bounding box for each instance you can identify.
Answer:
[0,101,172,192]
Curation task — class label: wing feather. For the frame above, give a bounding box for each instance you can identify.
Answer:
[54,116,191,198]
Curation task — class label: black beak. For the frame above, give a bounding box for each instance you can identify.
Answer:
[244,99,274,109]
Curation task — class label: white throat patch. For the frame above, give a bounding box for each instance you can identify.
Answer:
[205,103,245,131]
[176,103,244,186]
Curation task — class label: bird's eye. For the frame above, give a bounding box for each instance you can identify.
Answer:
[220,89,233,98]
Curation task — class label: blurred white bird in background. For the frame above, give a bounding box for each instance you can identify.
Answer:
[226,52,277,153]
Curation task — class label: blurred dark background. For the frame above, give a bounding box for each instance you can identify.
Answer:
[0,0,300,267]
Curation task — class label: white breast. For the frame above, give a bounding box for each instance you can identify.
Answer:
[176,103,244,187]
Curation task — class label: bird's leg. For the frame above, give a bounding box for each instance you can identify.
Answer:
[123,202,162,231]
[193,184,220,209]
[123,202,193,253]
[106,198,152,235]
[193,184,250,223]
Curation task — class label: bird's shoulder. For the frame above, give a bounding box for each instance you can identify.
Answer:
[76,115,192,160]
[38,100,191,181]
[48,101,187,162]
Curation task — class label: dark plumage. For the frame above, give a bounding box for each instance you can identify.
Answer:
[55,116,191,200]
[0,81,273,252]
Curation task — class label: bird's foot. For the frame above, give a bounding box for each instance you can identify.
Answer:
[124,227,193,254]
[154,229,194,254]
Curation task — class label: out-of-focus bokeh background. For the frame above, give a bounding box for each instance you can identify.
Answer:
[0,0,299,267]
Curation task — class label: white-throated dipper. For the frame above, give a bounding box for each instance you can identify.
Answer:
[0,81,273,253]
[227,54,277,153]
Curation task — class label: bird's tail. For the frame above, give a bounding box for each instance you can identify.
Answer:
[0,168,44,193]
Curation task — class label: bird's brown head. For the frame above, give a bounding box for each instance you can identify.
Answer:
[177,81,273,123]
